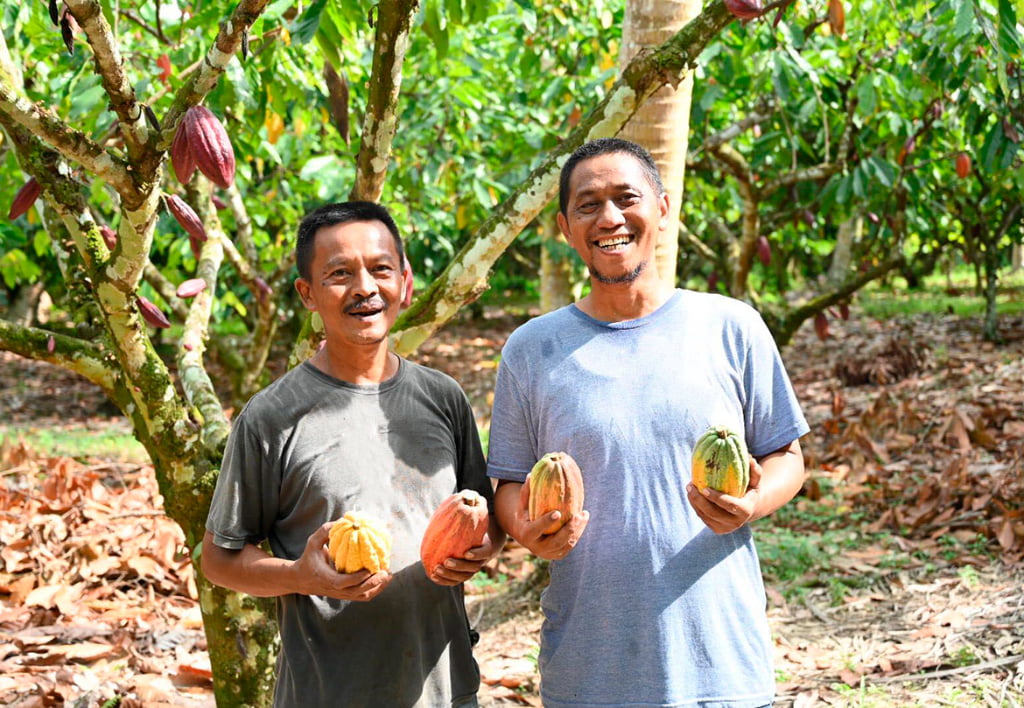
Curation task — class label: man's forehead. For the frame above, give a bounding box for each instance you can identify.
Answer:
[569,155,649,193]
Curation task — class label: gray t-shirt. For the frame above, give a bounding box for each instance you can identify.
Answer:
[207,358,489,707]
[487,290,809,708]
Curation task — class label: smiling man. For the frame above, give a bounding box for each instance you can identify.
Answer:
[487,139,809,708]
[201,201,504,707]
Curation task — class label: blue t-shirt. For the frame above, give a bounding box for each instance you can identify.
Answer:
[487,290,809,708]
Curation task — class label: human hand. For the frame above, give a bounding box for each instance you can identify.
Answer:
[295,522,393,601]
[425,531,503,586]
[687,456,763,534]
[511,476,589,561]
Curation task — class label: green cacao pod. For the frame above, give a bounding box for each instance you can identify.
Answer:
[691,425,750,497]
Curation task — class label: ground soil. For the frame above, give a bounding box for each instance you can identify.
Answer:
[1,305,1023,707]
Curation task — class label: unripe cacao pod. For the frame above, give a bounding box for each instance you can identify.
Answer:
[724,0,763,20]
[420,489,489,580]
[100,225,117,250]
[9,178,41,220]
[529,452,584,535]
[691,425,750,497]
[176,278,207,298]
[184,106,236,189]
[328,512,391,574]
[165,194,207,243]
[136,296,171,329]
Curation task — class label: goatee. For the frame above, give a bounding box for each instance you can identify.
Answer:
[590,260,647,285]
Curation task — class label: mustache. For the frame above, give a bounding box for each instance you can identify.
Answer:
[345,296,387,314]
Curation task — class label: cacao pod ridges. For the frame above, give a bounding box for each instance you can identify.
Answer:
[165,194,208,244]
[184,106,236,189]
[328,512,391,574]
[528,451,584,535]
[420,489,490,582]
[691,425,750,498]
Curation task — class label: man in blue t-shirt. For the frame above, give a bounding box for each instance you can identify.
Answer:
[487,138,809,708]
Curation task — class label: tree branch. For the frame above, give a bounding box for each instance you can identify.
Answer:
[0,320,116,394]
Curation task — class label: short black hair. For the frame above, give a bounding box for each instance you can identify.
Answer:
[558,138,665,215]
[295,201,405,280]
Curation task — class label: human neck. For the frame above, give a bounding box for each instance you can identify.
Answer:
[311,340,397,384]
[577,277,676,323]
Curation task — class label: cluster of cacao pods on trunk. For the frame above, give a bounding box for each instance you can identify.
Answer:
[171,106,236,189]
[691,425,750,498]
[420,489,489,582]
[328,512,392,574]
[529,451,584,535]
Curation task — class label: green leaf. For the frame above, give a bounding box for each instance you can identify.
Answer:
[953,0,976,37]
[291,0,328,46]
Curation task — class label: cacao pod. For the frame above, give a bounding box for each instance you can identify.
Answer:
[955,152,971,179]
[724,0,763,20]
[184,106,236,189]
[136,296,171,329]
[756,235,771,266]
[47,335,55,353]
[211,194,228,210]
[9,178,41,220]
[691,425,750,498]
[165,194,207,243]
[328,512,391,574]
[176,278,207,299]
[420,489,489,580]
[100,225,117,250]
[528,452,584,535]
[827,0,845,37]
[171,120,196,184]
[814,311,830,340]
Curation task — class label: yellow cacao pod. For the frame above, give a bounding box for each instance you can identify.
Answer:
[528,451,584,535]
[328,512,391,574]
[691,425,750,497]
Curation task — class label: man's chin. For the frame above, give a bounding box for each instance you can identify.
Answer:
[590,260,647,285]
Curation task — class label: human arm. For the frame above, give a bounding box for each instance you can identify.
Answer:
[493,478,589,561]
[200,527,392,601]
[686,438,805,534]
[425,514,507,586]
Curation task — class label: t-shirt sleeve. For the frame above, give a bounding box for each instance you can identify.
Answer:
[486,349,537,483]
[741,311,810,457]
[205,408,280,550]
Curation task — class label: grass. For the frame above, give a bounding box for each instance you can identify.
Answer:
[0,424,148,463]
[857,266,1024,319]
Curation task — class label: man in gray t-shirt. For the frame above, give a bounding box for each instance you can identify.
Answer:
[488,139,808,708]
[202,201,505,707]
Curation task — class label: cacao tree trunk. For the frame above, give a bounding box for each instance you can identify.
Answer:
[827,214,861,286]
[617,0,701,286]
[539,210,574,313]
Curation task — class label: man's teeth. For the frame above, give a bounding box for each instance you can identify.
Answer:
[597,236,630,248]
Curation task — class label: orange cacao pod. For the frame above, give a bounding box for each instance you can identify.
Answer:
[528,452,584,535]
[184,106,236,189]
[420,489,489,580]
[9,178,41,220]
[328,512,391,573]
[955,152,971,179]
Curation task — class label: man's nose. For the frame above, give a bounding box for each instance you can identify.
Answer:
[350,268,379,297]
[595,201,626,228]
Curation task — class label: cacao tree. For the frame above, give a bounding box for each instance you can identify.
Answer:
[0,0,744,703]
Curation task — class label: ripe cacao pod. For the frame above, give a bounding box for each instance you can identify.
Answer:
[184,106,236,189]
[9,178,42,220]
[691,425,750,497]
[420,489,489,580]
[724,0,764,20]
[136,296,171,329]
[165,194,207,243]
[528,452,584,535]
[328,512,391,574]
[955,152,971,179]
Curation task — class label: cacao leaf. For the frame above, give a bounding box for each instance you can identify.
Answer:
[175,278,208,298]
[171,121,196,184]
[724,0,763,20]
[827,0,845,38]
[8,178,42,220]
[48,0,60,26]
[165,194,208,243]
[60,15,74,55]
[184,106,236,189]
[99,225,117,250]
[955,152,971,179]
[136,296,171,329]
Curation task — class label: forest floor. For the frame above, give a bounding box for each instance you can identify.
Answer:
[1,305,1023,707]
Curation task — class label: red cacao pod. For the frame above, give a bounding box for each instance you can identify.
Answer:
[420,489,489,581]
[756,235,771,266]
[176,278,208,298]
[814,312,830,341]
[47,335,56,353]
[171,120,196,184]
[9,178,42,220]
[166,194,207,243]
[184,106,236,189]
[100,225,117,250]
[529,452,584,535]
[211,194,228,210]
[724,0,764,20]
[136,296,171,329]
[955,152,971,179]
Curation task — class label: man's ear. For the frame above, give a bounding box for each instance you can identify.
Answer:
[295,278,316,311]
[401,265,414,308]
